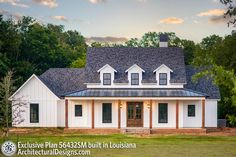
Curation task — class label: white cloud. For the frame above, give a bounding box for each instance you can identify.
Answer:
[33,0,58,8]
[0,0,29,8]
[51,15,67,22]
[87,0,106,4]
[160,17,184,24]
[197,9,225,17]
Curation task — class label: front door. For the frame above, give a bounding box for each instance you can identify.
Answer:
[127,102,143,127]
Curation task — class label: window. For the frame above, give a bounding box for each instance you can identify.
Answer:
[188,105,195,117]
[131,73,139,85]
[159,73,167,85]
[158,103,168,123]
[102,103,112,123]
[30,103,39,123]
[103,73,111,85]
[75,105,82,117]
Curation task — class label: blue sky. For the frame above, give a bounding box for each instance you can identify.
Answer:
[0,0,234,42]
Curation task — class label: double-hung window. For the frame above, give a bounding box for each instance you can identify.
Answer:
[103,73,111,85]
[75,105,82,117]
[159,73,167,85]
[158,103,168,123]
[188,105,195,117]
[102,103,112,123]
[131,73,139,85]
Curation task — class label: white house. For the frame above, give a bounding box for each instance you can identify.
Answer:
[10,35,220,133]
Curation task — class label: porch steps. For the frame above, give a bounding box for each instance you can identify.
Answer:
[122,128,151,135]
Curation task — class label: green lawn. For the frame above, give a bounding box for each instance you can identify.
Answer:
[1,132,236,157]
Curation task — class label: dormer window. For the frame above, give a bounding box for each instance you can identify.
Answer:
[131,73,139,85]
[103,73,111,85]
[159,73,167,85]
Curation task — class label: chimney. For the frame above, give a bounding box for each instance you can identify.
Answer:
[159,34,169,47]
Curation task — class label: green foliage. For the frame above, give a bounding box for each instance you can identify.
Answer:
[0,16,87,87]
[192,34,236,119]
[226,114,236,127]
[0,71,15,136]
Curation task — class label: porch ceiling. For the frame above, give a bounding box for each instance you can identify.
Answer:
[64,88,207,98]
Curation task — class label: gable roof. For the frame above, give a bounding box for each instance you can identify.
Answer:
[9,74,59,100]
[125,64,145,73]
[184,66,220,99]
[39,68,86,97]
[153,64,173,73]
[97,64,117,72]
[85,47,186,84]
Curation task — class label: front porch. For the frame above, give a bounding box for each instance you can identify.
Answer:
[63,98,206,131]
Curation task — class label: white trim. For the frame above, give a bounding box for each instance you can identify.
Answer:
[97,64,117,73]
[125,64,145,73]
[153,64,173,73]
[65,97,205,100]
[9,74,60,100]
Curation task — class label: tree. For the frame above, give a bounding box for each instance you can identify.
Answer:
[0,71,27,137]
[220,0,236,26]
[192,34,236,120]
[124,32,195,65]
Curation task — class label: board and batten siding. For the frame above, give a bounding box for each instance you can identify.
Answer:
[11,75,59,127]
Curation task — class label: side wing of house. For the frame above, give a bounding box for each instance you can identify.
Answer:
[10,74,63,127]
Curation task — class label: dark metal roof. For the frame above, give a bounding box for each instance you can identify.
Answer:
[184,66,220,99]
[39,68,86,97]
[65,88,207,97]
[85,47,186,84]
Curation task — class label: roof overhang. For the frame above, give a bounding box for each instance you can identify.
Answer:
[65,97,205,100]
[97,64,117,73]
[64,88,207,99]
[153,64,173,73]
[125,64,145,73]
[9,74,60,100]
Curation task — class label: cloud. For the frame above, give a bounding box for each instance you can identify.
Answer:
[33,0,58,8]
[51,15,68,22]
[197,9,225,17]
[0,9,23,20]
[87,0,106,4]
[0,0,29,8]
[160,17,184,24]
[86,36,128,44]
[208,15,228,24]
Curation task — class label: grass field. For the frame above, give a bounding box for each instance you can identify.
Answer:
[1,130,236,157]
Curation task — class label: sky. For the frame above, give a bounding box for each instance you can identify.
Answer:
[0,0,235,43]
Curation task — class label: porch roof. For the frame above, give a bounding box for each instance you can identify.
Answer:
[64,88,207,98]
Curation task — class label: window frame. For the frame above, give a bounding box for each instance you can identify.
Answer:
[131,73,139,85]
[103,73,111,85]
[30,103,39,123]
[159,73,167,85]
[75,104,82,117]
[158,103,168,123]
[102,103,112,123]
[188,104,196,117]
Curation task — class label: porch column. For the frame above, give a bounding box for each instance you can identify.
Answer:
[149,100,152,129]
[92,100,95,129]
[118,100,121,129]
[202,99,205,128]
[176,100,179,129]
[65,99,68,128]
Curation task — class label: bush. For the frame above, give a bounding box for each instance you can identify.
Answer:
[226,114,236,127]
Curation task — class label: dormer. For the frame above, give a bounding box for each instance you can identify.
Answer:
[125,64,145,86]
[97,64,117,86]
[153,64,173,86]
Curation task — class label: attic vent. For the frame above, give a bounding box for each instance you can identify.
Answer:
[159,34,169,47]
